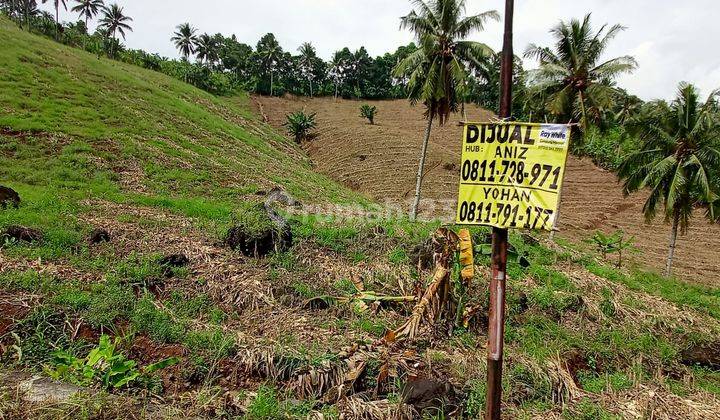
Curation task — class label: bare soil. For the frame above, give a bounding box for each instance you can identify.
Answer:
[255,95,720,286]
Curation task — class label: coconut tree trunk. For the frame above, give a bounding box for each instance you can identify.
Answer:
[665,211,680,277]
[55,5,59,40]
[410,116,434,220]
[578,90,588,132]
[309,77,313,98]
[334,82,338,100]
[270,71,274,96]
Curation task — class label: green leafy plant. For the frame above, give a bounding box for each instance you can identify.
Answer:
[283,110,317,143]
[584,230,636,268]
[46,334,178,389]
[359,104,378,124]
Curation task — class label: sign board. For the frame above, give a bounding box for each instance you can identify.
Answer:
[456,122,571,231]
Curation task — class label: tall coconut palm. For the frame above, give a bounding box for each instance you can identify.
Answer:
[171,22,197,60]
[257,33,282,96]
[41,0,66,39]
[193,33,218,67]
[71,0,103,28]
[298,42,316,97]
[329,50,349,100]
[8,0,38,30]
[393,0,498,220]
[524,14,637,134]
[618,83,720,276]
[98,3,132,57]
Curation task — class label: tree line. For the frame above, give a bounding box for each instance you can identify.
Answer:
[0,0,520,104]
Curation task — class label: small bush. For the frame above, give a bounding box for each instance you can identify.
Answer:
[359,104,378,124]
[284,111,317,143]
[46,334,178,390]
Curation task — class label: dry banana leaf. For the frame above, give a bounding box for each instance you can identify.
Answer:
[457,229,474,285]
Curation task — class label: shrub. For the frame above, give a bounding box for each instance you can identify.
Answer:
[359,104,378,124]
[284,111,317,143]
[46,334,178,390]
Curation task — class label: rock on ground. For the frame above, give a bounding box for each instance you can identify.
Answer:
[0,186,20,209]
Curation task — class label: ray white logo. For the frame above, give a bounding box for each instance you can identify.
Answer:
[539,124,569,143]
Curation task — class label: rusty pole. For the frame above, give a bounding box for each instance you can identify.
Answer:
[486,0,513,419]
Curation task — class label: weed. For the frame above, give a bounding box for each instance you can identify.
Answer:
[388,247,409,265]
[131,297,185,343]
[577,371,633,393]
[85,282,135,329]
[564,398,620,419]
[352,316,388,337]
[246,385,282,419]
[46,334,178,389]
[464,380,486,418]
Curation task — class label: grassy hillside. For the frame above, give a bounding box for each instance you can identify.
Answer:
[0,16,360,206]
[1,17,720,420]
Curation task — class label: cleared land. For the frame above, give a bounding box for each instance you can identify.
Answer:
[255,95,720,285]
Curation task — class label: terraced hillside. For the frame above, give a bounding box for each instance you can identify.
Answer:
[255,96,720,285]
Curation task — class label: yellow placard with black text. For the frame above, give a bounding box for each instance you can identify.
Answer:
[456,122,571,231]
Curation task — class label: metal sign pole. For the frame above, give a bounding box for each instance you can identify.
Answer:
[486,1,514,419]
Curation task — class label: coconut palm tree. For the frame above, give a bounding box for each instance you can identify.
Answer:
[257,33,282,96]
[618,83,720,276]
[329,50,349,100]
[71,0,103,28]
[4,0,38,30]
[193,33,218,67]
[524,14,637,134]
[98,3,132,57]
[393,0,498,220]
[298,42,316,97]
[171,22,197,61]
[41,0,66,39]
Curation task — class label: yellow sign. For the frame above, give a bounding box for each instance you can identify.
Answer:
[456,122,571,231]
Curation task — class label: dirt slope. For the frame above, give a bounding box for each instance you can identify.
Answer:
[255,95,720,285]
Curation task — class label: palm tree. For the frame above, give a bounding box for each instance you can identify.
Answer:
[298,42,316,97]
[393,0,498,220]
[524,14,637,134]
[10,0,38,30]
[618,83,720,276]
[41,0,66,39]
[71,0,103,28]
[171,22,197,60]
[98,3,132,57]
[257,33,282,96]
[193,33,218,67]
[329,51,348,100]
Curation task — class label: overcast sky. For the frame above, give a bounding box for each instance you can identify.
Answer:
[41,0,720,101]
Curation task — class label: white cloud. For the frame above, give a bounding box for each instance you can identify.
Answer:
[41,0,720,101]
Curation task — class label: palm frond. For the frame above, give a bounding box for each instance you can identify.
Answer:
[452,10,499,38]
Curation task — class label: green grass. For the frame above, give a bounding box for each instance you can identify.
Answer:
[0,15,365,264]
[0,17,359,205]
[585,262,720,319]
